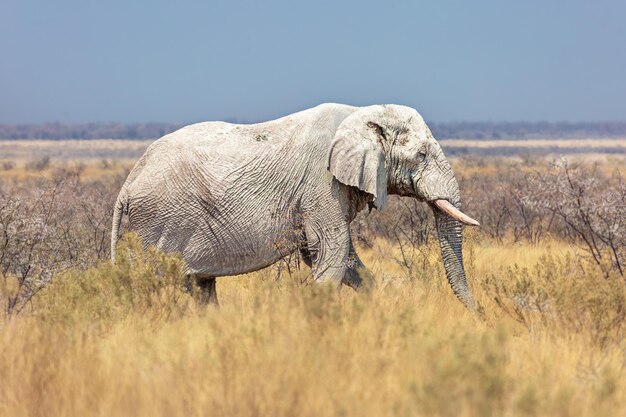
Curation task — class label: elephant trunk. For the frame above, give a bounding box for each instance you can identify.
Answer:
[433,205,476,309]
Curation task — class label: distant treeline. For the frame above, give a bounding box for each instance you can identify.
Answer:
[1,121,626,140]
[429,121,626,139]
[0,122,185,140]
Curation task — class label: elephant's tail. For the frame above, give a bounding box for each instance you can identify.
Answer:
[110,189,128,262]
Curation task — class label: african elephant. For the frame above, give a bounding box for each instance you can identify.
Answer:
[111,103,479,307]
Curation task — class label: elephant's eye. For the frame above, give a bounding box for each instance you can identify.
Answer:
[417,151,427,162]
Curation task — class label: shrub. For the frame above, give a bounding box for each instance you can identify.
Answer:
[35,233,190,329]
[25,156,51,171]
[0,172,121,316]
[481,254,626,348]
[1,161,16,171]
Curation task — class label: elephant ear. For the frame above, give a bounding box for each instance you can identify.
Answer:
[327,107,388,210]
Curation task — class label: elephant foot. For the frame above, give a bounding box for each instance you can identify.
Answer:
[342,266,376,293]
[190,275,219,306]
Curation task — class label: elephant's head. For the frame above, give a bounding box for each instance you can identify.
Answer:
[328,105,479,308]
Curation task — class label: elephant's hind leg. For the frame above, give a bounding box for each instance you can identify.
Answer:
[191,274,219,306]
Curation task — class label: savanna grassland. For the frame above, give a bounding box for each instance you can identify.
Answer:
[1,139,625,417]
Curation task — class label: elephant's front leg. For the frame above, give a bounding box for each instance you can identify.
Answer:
[301,222,374,290]
[303,220,351,286]
[342,245,376,291]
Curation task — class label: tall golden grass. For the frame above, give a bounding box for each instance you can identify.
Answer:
[1,234,624,417]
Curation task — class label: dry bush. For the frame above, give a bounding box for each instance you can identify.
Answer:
[458,158,625,261]
[25,155,51,171]
[459,165,549,243]
[36,233,190,329]
[529,160,625,277]
[1,161,16,171]
[0,171,121,316]
[352,198,440,281]
[100,158,117,170]
[481,254,626,348]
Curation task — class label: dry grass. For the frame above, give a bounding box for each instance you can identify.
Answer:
[0,139,152,160]
[0,160,135,181]
[1,235,624,417]
[0,139,149,180]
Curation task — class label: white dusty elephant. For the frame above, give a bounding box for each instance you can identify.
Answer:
[111,104,479,307]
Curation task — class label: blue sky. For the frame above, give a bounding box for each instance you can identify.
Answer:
[1,0,625,123]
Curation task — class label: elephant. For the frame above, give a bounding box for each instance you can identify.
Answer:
[111,103,479,307]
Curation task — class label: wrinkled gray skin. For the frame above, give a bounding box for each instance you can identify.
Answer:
[111,104,477,307]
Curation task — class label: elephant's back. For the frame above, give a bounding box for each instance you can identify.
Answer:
[160,120,297,156]
[144,122,255,165]
[124,122,262,189]
[136,103,355,168]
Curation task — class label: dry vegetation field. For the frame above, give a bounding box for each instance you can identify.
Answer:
[0,138,625,417]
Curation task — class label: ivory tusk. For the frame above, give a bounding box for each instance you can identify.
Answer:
[434,200,480,226]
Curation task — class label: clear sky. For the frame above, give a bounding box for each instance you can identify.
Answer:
[1,0,625,124]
